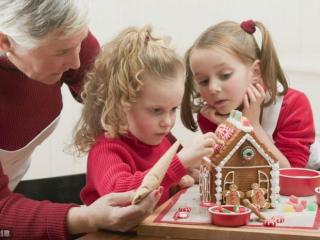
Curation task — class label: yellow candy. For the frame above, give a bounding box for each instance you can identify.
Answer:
[282,204,295,212]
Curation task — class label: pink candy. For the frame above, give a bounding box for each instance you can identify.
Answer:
[287,195,308,212]
[293,203,304,212]
[289,195,299,204]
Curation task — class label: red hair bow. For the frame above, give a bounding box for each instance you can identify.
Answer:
[240,20,256,34]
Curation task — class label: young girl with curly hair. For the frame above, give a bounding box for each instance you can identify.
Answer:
[74,25,218,205]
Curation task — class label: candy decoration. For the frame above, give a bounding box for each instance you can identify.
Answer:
[271,215,285,224]
[233,205,240,213]
[293,203,304,212]
[289,195,298,204]
[216,124,235,141]
[300,199,307,208]
[243,199,266,220]
[282,204,295,212]
[221,207,232,213]
[178,207,191,212]
[241,146,255,161]
[307,202,317,211]
[173,206,191,220]
[263,219,277,227]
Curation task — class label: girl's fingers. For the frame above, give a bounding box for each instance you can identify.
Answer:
[203,132,223,145]
[246,86,257,103]
[255,83,266,98]
[212,134,224,145]
[249,84,261,98]
[243,93,250,109]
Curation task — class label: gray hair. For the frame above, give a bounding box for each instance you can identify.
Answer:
[0,0,89,49]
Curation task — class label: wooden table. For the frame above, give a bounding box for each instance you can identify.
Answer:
[79,231,179,240]
[136,202,320,240]
[81,188,320,240]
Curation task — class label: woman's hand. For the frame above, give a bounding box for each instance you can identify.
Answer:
[243,83,266,127]
[177,132,223,168]
[200,104,228,125]
[67,188,162,234]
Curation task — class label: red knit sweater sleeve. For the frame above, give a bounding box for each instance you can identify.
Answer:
[273,89,315,167]
[197,112,218,133]
[86,140,186,203]
[61,31,100,101]
[0,164,76,239]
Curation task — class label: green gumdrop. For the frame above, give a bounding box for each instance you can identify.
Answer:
[307,202,317,211]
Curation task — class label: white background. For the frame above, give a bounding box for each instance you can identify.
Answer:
[23,0,320,180]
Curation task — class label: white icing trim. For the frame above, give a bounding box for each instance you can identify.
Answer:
[223,165,272,169]
[202,156,215,166]
[218,133,276,168]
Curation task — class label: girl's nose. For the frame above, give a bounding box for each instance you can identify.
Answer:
[208,80,222,94]
[159,115,172,128]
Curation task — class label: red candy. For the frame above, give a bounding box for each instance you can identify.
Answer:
[173,206,192,220]
[178,207,191,212]
[263,219,276,227]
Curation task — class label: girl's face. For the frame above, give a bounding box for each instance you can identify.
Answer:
[2,28,88,85]
[126,71,185,145]
[190,48,259,115]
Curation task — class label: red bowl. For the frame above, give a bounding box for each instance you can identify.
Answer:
[280,168,320,196]
[208,205,251,227]
[315,187,320,205]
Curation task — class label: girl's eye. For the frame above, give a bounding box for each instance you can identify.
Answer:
[197,79,209,86]
[220,72,232,80]
[171,106,179,113]
[151,108,162,114]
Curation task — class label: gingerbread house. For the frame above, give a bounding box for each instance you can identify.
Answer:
[199,110,280,208]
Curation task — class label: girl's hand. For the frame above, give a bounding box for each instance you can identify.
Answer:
[178,175,195,189]
[178,132,223,168]
[243,83,266,127]
[200,104,228,125]
[188,167,200,183]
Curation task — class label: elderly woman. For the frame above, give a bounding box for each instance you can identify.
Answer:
[0,1,160,239]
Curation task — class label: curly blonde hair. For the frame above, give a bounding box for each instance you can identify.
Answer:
[73,25,185,153]
[181,20,288,131]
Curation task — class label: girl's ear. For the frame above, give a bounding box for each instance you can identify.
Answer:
[0,33,11,52]
[250,59,262,84]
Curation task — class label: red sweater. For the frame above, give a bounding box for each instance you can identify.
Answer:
[81,133,187,206]
[0,32,100,239]
[198,88,315,168]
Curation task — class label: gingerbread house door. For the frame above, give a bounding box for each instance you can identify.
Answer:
[258,170,270,199]
[222,171,235,202]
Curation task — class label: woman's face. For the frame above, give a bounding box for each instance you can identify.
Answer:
[189,48,258,115]
[5,28,88,85]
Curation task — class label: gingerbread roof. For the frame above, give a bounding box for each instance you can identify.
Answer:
[206,110,278,168]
